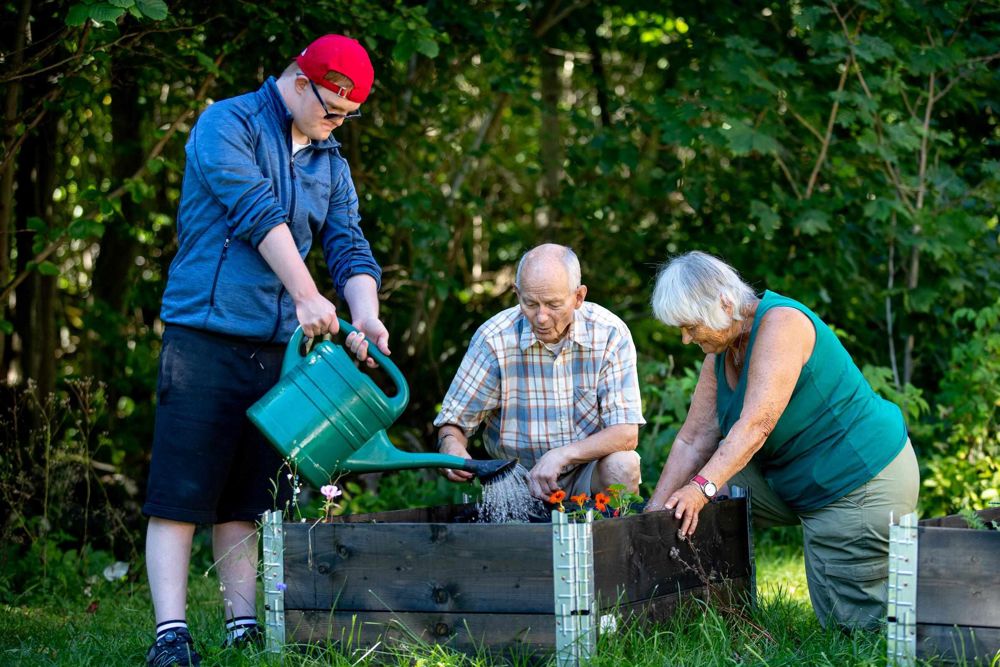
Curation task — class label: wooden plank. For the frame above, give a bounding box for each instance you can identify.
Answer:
[285,609,556,655]
[916,527,1000,627]
[283,521,555,613]
[329,503,480,525]
[919,507,1000,529]
[591,499,752,605]
[916,623,1000,665]
[600,576,753,627]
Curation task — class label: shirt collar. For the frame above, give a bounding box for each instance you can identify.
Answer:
[516,306,595,352]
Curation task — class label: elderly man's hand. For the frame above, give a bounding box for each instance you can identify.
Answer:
[663,482,709,538]
[438,436,475,483]
[527,448,570,500]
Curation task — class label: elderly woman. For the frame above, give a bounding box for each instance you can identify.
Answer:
[646,251,919,631]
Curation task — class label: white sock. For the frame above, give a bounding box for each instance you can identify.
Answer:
[225,616,257,642]
[155,619,188,641]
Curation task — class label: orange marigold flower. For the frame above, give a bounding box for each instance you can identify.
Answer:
[549,489,567,504]
[594,492,610,511]
[570,493,590,506]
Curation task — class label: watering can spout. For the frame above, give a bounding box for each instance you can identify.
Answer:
[346,431,517,483]
[248,319,517,488]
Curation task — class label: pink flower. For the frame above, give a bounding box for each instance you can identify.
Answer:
[320,484,341,500]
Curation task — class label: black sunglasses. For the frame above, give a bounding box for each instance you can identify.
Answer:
[305,78,362,122]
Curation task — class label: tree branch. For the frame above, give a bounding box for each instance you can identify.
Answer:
[0,237,61,304]
[915,72,935,212]
[533,0,591,39]
[947,0,980,47]
[885,214,900,388]
[0,89,61,174]
[789,110,825,143]
[830,2,916,215]
[0,24,195,85]
[805,53,853,198]
[0,43,233,304]
[933,52,1000,103]
[773,152,803,200]
[105,40,235,201]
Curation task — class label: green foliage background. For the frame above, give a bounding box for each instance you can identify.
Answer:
[0,0,998,593]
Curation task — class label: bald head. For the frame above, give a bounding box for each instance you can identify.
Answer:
[515,244,582,292]
[514,244,587,344]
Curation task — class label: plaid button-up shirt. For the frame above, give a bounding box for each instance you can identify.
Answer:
[434,302,645,471]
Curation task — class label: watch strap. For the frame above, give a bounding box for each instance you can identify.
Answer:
[690,474,717,498]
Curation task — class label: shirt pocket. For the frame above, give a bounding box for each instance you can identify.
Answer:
[573,384,602,433]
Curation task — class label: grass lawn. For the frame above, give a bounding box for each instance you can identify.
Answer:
[1,527,899,666]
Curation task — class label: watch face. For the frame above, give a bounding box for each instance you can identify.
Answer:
[704,482,718,498]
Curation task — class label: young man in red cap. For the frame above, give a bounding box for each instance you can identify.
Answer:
[143,35,385,666]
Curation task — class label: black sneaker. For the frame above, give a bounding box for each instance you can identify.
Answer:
[146,629,201,667]
[222,624,264,650]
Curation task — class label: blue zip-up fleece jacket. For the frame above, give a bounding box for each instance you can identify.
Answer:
[160,77,381,343]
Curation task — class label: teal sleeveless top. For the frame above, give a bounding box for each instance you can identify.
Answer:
[715,291,907,511]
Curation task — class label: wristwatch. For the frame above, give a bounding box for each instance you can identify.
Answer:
[690,474,718,499]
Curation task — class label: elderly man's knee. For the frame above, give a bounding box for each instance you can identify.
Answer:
[596,450,641,492]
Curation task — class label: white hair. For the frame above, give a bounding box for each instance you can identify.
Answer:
[515,244,581,291]
[651,251,757,330]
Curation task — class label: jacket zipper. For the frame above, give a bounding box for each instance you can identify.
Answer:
[288,153,298,223]
[273,138,300,339]
[208,236,231,308]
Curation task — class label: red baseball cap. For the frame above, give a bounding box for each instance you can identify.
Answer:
[295,34,374,104]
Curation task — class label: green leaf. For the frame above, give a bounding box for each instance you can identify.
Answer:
[26,216,47,233]
[771,59,801,78]
[750,200,781,234]
[89,4,127,23]
[391,35,417,63]
[193,51,221,76]
[0,319,12,335]
[37,261,61,277]
[724,120,780,156]
[68,218,105,240]
[136,0,169,21]
[415,36,439,59]
[108,0,134,8]
[853,35,895,63]
[793,6,830,31]
[793,209,831,235]
[66,3,91,26]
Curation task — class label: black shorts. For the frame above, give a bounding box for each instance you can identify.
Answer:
[142,325,295,524]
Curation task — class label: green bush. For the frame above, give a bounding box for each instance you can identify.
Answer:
[921,299,1000,516]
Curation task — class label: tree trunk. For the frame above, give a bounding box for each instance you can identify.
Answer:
[538,43,563,232]
[12,110,58,394]
[586,14,611,128]
[0,0,33,368]
[89,55,143,386]
[92,58,142,316]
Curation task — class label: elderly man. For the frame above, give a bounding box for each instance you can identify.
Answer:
[435,244,644,500]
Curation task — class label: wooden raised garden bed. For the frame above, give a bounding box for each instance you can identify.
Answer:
[888,506,1000,666]
[261,498,754,665]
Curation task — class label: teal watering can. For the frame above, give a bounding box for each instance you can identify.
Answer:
[247,319,514,489]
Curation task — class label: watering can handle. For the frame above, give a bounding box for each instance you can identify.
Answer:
[282,319,409,414]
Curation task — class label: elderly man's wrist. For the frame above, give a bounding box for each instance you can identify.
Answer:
[437,433,459,453]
